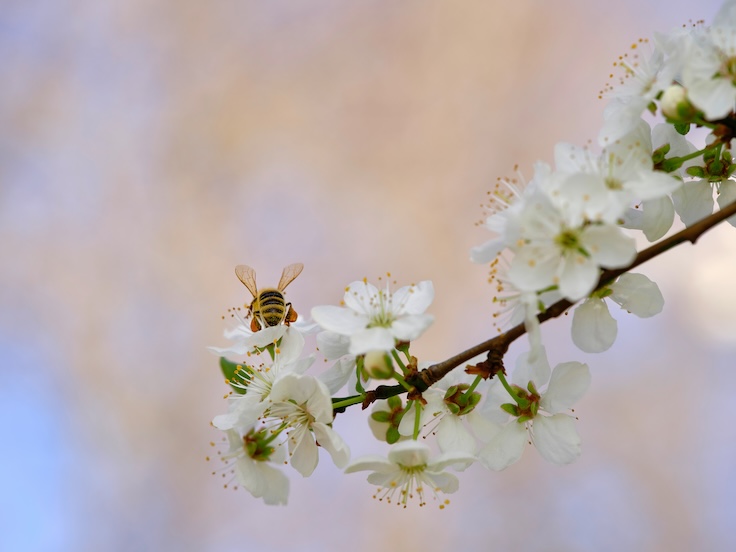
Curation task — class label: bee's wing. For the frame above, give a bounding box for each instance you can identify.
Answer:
[235,264,259,297]
[277,263,304,292]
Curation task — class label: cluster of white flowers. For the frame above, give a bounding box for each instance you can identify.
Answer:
[209,0,736,508]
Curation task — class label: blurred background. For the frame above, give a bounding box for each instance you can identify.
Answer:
[2,0,735,550]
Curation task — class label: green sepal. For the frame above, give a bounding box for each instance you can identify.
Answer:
[395,342,410,356]
[686,166,706,178]
[458,392,482,416]
[219,357,248,394]
[371,410,391,423]
[591,286,613,300]
[253,340,279,361]
[386,426,401,444]
[387,395,403,410]
[527,380,539,396]
[517,415,533,423]
[660,157,685,173]
[446,402,461,416]
[245,438,258,457]
[444,385,460,400]
[652,143,670,165]
[501,403,519,416]
[245,428,278,461]
[674,122,690,136]
[515,397,531,410]
[530,401,539,418]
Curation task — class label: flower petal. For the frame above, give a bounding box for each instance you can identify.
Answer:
[470,237,506,264]
[316,331,351,360]
[390,314,434,342]
[436,415,477,456]
[423,471,460,494]
[348,327,395,355]
[318,357,357,395]
[716,180,736,227]
[478,421,527,471]
[344,455,394,474]
[387,440,431,466]
[557,254,599,301]
[622,196,675,242]
[393,281,435,315]
[311,305,369,335]
[582,225,637,268]
[512,346,551,387]
[571,298,617,353]
[541,362,590,413]
[672,180,714,227]
[289,427,319,477]
[235,457,289,505]
[609,273,664,318]
[531,414,582,465]
[313,423,351,469]
[342,281,379,314]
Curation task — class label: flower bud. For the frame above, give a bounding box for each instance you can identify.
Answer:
[363,350,394,380]
[661,84,696,121]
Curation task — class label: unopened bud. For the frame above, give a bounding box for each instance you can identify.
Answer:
[363,350,394,379]
[661,84,696,121]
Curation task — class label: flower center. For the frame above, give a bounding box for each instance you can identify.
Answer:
[604,176,623,190]
[243,429,277,462]
[719,55,736,85]
[367,290,395,328]
[554,229,582,252]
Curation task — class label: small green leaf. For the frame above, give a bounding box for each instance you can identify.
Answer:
[674,122,690,136]
[219,357,248,394]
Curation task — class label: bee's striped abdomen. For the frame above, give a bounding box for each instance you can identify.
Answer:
[255,289,286,326]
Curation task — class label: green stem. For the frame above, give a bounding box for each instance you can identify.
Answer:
[496,372,520,402]
[671,146,714,164]
[392,371,413,392]
[462,374,483,398]
[391,349,407,374]
[332,395,365,410]
[412,400,422,440]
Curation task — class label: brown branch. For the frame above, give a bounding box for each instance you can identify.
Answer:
[360,199,736,409]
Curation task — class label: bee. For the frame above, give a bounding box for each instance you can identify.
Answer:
[235,263,304,332]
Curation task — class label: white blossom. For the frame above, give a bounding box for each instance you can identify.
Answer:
[219,428,290,506]
[681,0,736,119]
[269,373,351,477]
[311,279,434,355]
[211,330,313,432]
[344,440,475,508]
[478,357,591,470]
[506,190,637,301]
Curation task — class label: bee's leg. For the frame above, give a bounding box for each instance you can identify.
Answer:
[250,317,262,332]
[284,303,298,325]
